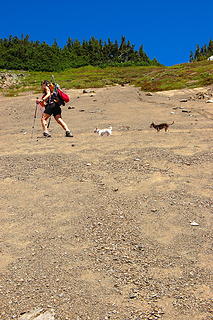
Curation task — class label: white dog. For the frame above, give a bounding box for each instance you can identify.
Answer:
[94,126,112,136]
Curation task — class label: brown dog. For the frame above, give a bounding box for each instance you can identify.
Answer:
[150,121,174,132]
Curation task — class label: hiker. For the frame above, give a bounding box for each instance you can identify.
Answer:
[37,80,73,137]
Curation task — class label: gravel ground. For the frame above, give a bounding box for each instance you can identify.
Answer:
[0,85,212,320]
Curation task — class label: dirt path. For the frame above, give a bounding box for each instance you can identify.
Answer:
[0,85,212,320]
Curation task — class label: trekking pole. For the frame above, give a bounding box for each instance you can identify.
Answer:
[51,74,56,85]
[70,96,80,105]
[31,99,38,139]
[47,117,51,129]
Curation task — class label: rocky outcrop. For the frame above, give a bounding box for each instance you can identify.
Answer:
[0,72,25,89]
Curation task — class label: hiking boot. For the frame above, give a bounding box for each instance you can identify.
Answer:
[65,130,73,137]
[43,132,51,138]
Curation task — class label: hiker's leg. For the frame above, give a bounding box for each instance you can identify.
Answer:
[41,113,51,133]
[54,114,69,131]
[54,114,73,137]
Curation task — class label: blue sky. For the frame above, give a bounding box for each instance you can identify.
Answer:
[1,0,212,66]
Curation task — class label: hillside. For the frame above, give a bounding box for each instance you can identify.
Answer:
[1,60,213,97]
[0,83,212,319]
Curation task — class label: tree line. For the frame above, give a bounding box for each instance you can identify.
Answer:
[0,35,160,72]
[190,40,213,62]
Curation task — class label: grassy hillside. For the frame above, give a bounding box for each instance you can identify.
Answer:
[1,60,213,96]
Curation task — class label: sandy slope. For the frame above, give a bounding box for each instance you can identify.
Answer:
[0,85,212,320]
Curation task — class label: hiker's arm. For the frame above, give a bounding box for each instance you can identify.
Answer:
[40,87,51,103]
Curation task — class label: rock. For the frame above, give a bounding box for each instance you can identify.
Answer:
[207,55,213,61]
[146,92,153,96]
[195,92,211,100]
[0,72,25,88]
[18,309,54,320]
[206,99,213,103]
[182,110,191,113]
[180,99,188,102]
[83,89,95,94]
[190,221,199,226]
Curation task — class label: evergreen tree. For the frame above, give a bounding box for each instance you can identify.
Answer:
[0,34,160,71]
[190,40,213,61]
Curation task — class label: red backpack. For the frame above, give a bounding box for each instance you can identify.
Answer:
[57,88,70,103]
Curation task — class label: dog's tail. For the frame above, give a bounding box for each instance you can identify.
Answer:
[169,121,174,126]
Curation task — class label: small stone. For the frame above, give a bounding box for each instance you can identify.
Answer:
[206,99,213,103]
[182,109,191,113]
[83,89,95,94]
[58,293,64,297]
[180,99,188,102]
[190,221,199,226]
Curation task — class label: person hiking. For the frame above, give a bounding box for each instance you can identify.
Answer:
[37,80,73,138]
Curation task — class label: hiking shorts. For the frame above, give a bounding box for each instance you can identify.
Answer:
[44,102,62,117]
